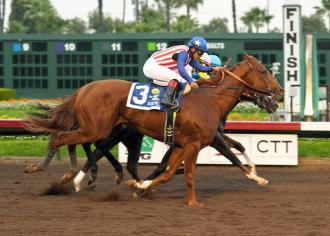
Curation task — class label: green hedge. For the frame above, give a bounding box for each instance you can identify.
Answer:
[0,88,17,100]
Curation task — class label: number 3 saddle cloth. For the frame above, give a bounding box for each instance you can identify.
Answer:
[126,82,186,112]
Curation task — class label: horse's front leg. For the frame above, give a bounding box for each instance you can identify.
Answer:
[223,134,256,169]
[211,132,250,175]
[182,142,202,207]
[214,133,268,186]
[130,142,203,207]
[128,146,185,190]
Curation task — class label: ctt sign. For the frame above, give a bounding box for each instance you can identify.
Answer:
[119,134,298,166]
[283,2,302,119]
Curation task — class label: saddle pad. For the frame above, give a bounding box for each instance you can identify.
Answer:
[126,82,184,111]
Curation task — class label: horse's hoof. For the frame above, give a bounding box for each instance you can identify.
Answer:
[126,179,138,188]
[60,170,78,185]
[115,172,123,185]
[24,164,44,173]
[257,177,269,186]
[88,172,97,185]
[188,201,205,208]
[133,188,146,197]
[135,180,152,190]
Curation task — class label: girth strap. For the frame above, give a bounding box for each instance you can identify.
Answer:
[164,109,176,145]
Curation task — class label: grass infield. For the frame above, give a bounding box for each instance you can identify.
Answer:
[0,136,328,158]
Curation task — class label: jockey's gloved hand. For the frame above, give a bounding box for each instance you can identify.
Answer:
[190,81,199,90]
[212,67,226,72]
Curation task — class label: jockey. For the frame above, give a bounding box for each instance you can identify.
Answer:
[192,54,222,80]
[143,36,223,107]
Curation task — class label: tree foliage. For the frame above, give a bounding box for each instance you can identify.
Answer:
[302,13,327,33]
[64,17,87,34]
[132,7,166,32]
[171,15,199,32]
[201,17,229,33]
[88,9,129,33]
[8,0,325,34]
[314,0,330,31]
[172,0,203,16]
[240,7,273,33]
[8,0,65,33]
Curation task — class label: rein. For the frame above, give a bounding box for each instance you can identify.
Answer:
[199,63,273,96]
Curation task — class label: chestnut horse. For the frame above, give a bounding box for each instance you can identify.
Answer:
[26,53,283,206]
[25,120,264,192]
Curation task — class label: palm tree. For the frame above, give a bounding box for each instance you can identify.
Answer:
[154,0,173,32]
[232,0,237,32]
[0,0,5,33]
[123,0,126,23]
[241,10,254,32]
[314,0,330,31]
[98,0,104,32]
[132,0,140,22]
[241,7,273,33]
[173,0,203,16]
[263,11,273,33]
[166,0,170,32]
[185,0,203,16]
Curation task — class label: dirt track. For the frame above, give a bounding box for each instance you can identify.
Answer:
[0,157,330,236]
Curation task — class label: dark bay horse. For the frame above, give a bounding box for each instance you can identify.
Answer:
[26,53,283,207]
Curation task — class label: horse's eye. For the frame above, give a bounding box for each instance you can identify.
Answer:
[257,67,267,74]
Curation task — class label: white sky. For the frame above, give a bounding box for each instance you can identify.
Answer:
[4,0,324,32]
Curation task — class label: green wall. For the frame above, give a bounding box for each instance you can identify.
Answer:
[0,32,328,98]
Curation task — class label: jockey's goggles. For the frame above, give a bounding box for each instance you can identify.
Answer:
[196,50,204,56]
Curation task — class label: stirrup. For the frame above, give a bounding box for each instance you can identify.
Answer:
[161,99,176,107]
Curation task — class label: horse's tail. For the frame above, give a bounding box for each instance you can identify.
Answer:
[24,93,78,134]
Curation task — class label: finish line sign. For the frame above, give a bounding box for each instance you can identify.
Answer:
[119,134,298,166]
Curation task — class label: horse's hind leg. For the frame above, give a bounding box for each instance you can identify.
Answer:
[122,132,143,181]
[82,143,98,185]
[24,134,57,173]
[68,144,78,169]
[95,139,123,185]
[59,144,79,185]
[73,148,104,192]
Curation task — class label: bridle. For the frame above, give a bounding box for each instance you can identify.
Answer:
[200,60,273,93]
[199,59,280,111]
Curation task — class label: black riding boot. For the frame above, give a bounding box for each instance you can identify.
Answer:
[161,86,178,107]
[161,80,179,107]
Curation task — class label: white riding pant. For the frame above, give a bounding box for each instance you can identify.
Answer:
[143,57,189,86]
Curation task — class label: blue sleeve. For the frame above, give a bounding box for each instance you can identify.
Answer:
[177,51,193,84]
[189,59,213,72]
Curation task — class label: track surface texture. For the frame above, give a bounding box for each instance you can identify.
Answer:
[0,157,330,236]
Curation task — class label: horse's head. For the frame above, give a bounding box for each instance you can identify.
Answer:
[237,53,283,113]
[197,53,283,113]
